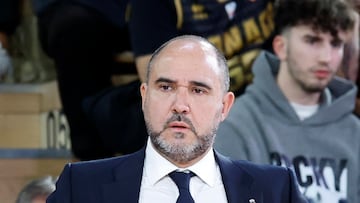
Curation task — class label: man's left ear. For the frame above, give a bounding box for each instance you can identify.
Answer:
[221,92,235,121]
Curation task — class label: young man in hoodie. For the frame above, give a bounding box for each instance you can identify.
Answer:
[214,0,360,202]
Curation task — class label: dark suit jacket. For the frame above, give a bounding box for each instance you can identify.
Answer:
[47,148,307,203]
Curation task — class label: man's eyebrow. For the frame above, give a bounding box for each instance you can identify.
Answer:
[303,34,321,40]
[154,77,175,84]
[154,77,212,90]
[304,33,345,44]
[190,81,212,90]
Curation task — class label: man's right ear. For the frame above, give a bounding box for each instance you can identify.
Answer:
[273,35,287,60]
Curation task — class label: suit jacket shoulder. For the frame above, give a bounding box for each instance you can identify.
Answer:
[47,149,145,203]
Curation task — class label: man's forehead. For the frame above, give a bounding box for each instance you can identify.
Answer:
[148,37,224,88]
[153,64,221,85]
[149,60,221,90]
[153,47,221,74]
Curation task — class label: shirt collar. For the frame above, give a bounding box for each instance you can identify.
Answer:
[143,138,219,187]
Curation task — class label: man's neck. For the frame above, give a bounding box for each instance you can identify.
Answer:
[281,86,321,105]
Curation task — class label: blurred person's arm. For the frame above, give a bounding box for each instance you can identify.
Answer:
[341,11,360,117]
[129,0,178,82]
[343,1,360,117]
[338,11,359,82]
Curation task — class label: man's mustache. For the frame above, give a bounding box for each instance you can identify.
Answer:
[164,114,196,134]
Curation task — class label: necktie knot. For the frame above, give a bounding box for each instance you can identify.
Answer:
[169,171,195,203]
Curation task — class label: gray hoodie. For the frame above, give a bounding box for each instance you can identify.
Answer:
[215,51,360,203]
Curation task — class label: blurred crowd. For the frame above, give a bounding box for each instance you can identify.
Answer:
[2,0,360,202]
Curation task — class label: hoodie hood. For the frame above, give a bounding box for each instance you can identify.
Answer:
[246,51,357,125]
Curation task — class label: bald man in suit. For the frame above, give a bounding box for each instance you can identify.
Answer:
[47,35,307,203]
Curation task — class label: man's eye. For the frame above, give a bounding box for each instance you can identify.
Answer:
[160,84,172,91]
[192,87,206,94]
[305,37,317,44]
[332,41,343,48]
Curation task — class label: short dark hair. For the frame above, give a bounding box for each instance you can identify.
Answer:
[274,0,356,37]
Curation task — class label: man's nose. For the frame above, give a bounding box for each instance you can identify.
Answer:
[171,87,190,114]
[318,44,332,63]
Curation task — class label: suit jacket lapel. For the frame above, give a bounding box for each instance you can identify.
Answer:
[215,151,264,203]
[102,148,145,203]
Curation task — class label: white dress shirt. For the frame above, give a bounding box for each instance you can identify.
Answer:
[138,138,228,203]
